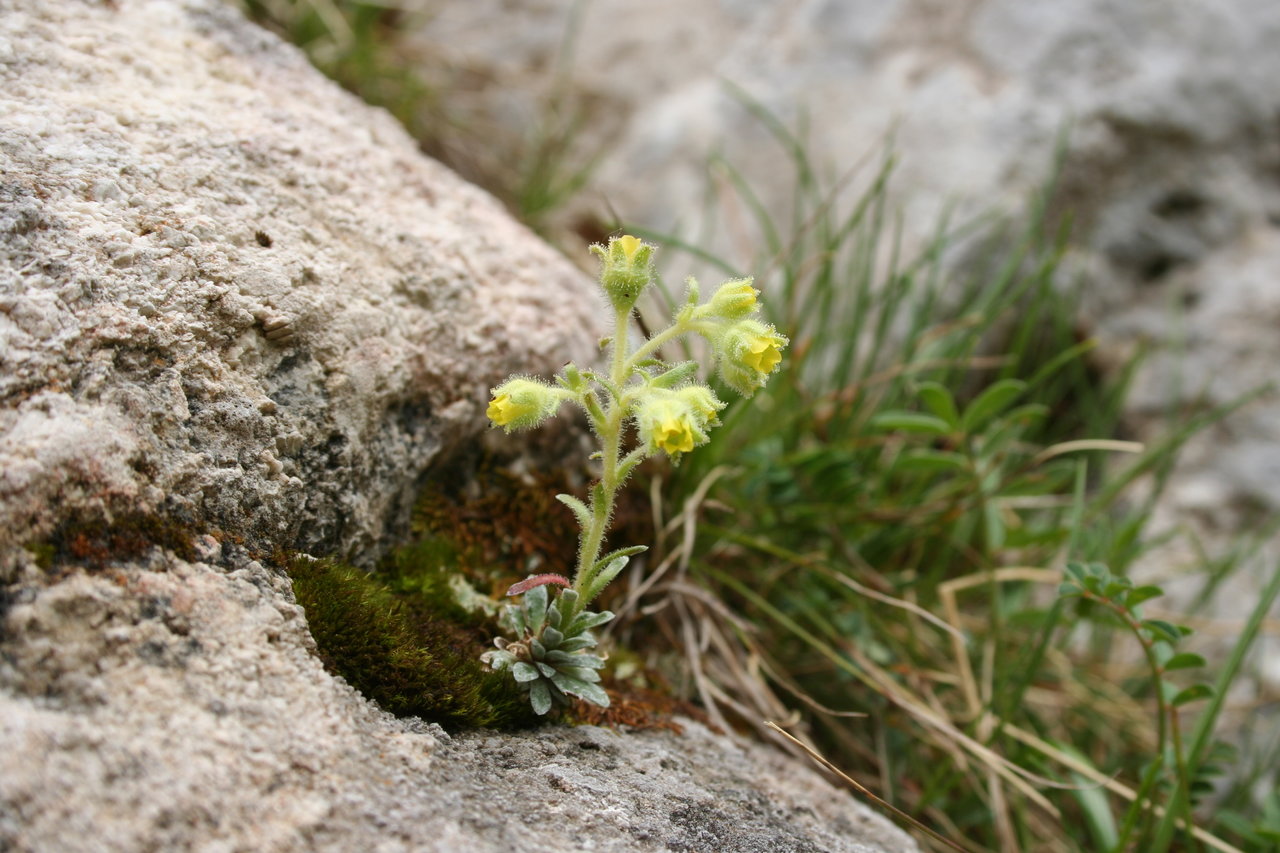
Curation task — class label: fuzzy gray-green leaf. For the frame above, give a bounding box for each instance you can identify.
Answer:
[542,626,565,647]
[536,661,557,678]
[567,609,615,636]
[512,662,540,683]
[555,493,592,529]
[525,584,549,634]
[529,680,552,715]
[551,672,610,707]
[558,635,597,652]
[559,665,603,682]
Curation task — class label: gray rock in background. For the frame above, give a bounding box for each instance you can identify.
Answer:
[0,1,919,851]
[410,0,1280,664]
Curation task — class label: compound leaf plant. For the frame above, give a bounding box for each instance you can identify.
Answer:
[481,235,787,715]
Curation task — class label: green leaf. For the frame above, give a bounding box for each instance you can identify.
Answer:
[916,382,959,427]
[1064,562,1088,584]
[1142,619,1183,644]
[556,494,592,529]
[529,680,552,715]
[1126,585,1163,607]
[960,379,1026,433]
[542,626,564,647]
[1172,684,1215,706]
[895,450,968,475]
[583,557,630,604]
[869,411,952,435]
[593,545,648,572]
[558,664,604,681]
[536,662,556,678]
[525,584,548,634]
[512,662,539,683]
[567,609,615,636]
[551,672,610,708]
[1163,652,1207,672]
[1057,582,1081,598]
[546,651,605,669]
[557,636,596,652]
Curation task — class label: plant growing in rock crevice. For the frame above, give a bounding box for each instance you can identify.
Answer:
[481,235,787,714]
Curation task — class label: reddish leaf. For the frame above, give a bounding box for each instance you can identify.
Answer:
[506,574,571,597]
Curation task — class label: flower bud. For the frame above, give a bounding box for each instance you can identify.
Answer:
[589,234,654,312]
[675,384,725,427]
[487,377,565,432]
[634,389,712,459]
[716,319,789,397]
[701,277,759,320]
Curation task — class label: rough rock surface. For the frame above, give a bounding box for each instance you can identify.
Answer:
[0,2,919,851]
[410,0,1280,653]
[0,0,601,565]
[1,546,913,853]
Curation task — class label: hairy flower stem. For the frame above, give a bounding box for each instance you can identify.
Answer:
[567,306,633,623]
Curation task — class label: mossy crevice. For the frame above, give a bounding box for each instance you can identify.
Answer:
[285,552,538,729]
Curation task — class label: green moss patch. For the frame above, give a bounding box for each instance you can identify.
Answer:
[286,552,537,729]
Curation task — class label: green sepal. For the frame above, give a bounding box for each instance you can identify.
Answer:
[650,361,699,389]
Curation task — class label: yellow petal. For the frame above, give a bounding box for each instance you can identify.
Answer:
[744,338,782,373]
[616,234,642,261]
[487,394,517,425]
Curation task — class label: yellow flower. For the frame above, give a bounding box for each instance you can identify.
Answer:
[486,377,564,432]
[655,413,696,454]
[717,319,788,396]
[486,393,525,426]
[742,333,783,373]
[635,390,712,459]
[589,234,655,311]
[616,234,643,262]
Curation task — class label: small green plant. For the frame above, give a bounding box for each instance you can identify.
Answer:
[480,235,787,714]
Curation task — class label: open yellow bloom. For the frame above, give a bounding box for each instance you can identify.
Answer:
[487,393,527,426]
[486,377,563,432]
[635,390,712,459]
[654,413,696,454]
[742,333,783,373]
[717,319,788,396]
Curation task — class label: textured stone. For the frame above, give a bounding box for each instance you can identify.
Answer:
[0,2,920,851]
[0,546,915,853]
[0,0,601,565]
